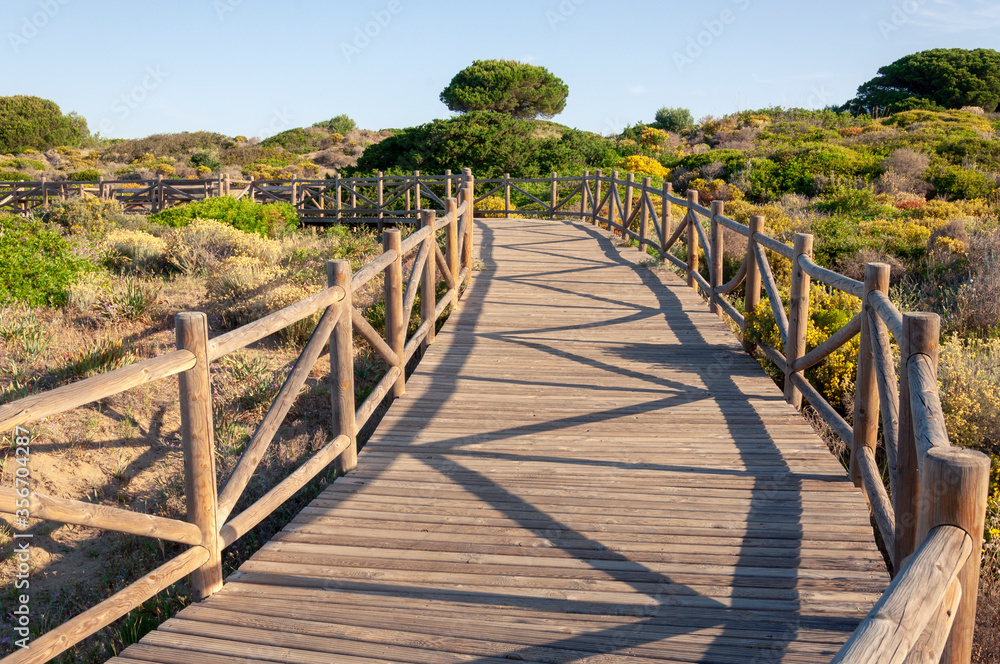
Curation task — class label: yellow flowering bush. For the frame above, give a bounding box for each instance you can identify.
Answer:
[165,218,280,275]
[639,127,668,148]
[206,255,281,301]
[41,196,128,236]
[102,229,168,272]
[938,336,1000,450]
[745,284,861,407]
[722,199,800,242]
[476,195,520,218]
[622,155,670,180]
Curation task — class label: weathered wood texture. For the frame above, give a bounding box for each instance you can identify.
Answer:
[113,218,888,663]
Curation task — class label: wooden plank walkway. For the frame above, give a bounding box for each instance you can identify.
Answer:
[111,218,889,663]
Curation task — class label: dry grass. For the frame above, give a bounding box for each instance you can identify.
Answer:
[0,219,400,661]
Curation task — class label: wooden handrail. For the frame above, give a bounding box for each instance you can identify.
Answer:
[0,350,196,434]
[831,525,971,663]
[0,487,202,546]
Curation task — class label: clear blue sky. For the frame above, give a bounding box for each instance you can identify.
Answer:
[4,0,998,139]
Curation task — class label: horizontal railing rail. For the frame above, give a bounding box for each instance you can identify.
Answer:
[0,170,476,664]
[0,171,466,226]
[534,170,990,664]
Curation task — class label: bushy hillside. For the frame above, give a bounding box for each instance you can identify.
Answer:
[0,113,389,183]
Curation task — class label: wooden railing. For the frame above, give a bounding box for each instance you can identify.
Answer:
[0,167,990,663]
[0,171,466,225]
[524,170,989,664]
[0,170,476,664]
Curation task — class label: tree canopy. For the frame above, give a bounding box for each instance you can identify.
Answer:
[351,111,614,179]
[844,48,1000,114]
[439,60,569,119]
[0,96,89,153]
[653,107,694,132]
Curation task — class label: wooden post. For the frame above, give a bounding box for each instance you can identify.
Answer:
[156,174,164,213]
[421,211,437,351]
[405,177,412,219]
[445,169,452,200]
[223,173,231,197]
[461,169,475,285]
[377,171,384,232]
[550,171,558,216]
[744,215,765,353]
[446,197,459,305]
[916,447,990,664]
[661,182,672,252]
[175,312,222,599]
[328,261,356,472]
[896,312,941,570]
[593,170,602,226]
[291,178,299,209]
[99,175,106,200]
[784,233,814,408]
[414,170,422,216]
[384,229,405,398]
[624,172,634,232]
[41,176,48,210]
[580,171,589,220]
[686,190,699,288]
[608,172,619,231]
[335,175,342,221]
[504,173,511,217]
[851,263,891,487]
[710,200,725,316]
[638,177,651,254]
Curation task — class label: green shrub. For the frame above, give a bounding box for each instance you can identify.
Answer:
[189,151,221,172]
[0,216,88,306]
[0,95,88,153]
[928,164,997,200]
[149,196,298,237]
[6,158,46,171]
[67,169,102,181]
[260,128,313,153]
[312,114,357,134]
[0,169,31,181]
[353,111,615,178]
[653,107,694,133]
[814,185,899,218]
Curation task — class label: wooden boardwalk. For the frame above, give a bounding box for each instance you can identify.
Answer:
[111,218,889,664]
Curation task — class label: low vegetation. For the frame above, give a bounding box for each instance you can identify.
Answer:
[0,196,404,661]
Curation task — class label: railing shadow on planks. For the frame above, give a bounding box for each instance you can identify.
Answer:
[0,172,466,227]
[0,168,991,664]
[0,172,475,664]
[479,169,990,664]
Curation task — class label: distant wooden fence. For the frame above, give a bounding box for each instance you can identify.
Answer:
[0,171,476,664]
[0,171,467,226]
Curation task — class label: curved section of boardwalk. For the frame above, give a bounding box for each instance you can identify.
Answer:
[112,218,888,663]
